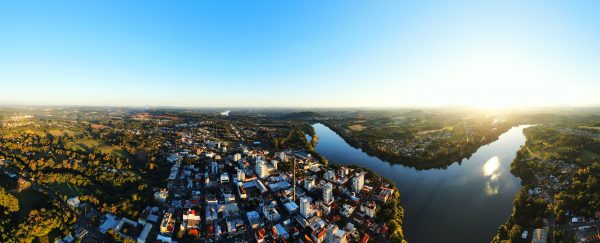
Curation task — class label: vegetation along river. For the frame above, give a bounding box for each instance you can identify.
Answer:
[310,123,532,243]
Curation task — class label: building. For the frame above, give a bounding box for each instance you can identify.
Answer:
[323,182,333,204]
[233,153,242,162]
[247,211,261,229]
[210,161,219,175]
[360,201,377,218]
[255,160,270,178]
[154,189,168,203]
[304,176,315,191]
[160,212,175,235]
[278,152,286,162]
[236,168,245,182]
[326,224,339,243]
[181,209,201,236]
[262,203,281,222]
[220,172,229,184]
[352,172,365,192]
[300,197,312,218]
[338,167,349,177]
[532,228,547,243]
[311,228,327,243]
[67,197,80,208]
[324,170,335,181]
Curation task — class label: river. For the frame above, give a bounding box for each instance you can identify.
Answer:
[310,123,531,243]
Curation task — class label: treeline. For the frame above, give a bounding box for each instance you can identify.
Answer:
[495,124,600,242]
[322,121,513,170]
[492,188,548,242]
[0,187,19,213]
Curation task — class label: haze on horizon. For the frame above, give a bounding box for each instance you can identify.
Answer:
[1,1,599,109]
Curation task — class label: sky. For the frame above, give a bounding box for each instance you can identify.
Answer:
[1,1,599,108]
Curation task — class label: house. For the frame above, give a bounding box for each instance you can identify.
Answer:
[154,189,168,203]
[181,209,201,236]
[532,228,547,243]
[67,197,80,208]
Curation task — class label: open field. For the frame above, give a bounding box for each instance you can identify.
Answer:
[16,188,50,219]
[48,129,76,137]
[65,139,126,157]
[48,183,86,198]
[347,124,366,131]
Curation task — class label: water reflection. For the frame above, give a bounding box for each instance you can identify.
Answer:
[311,123,528,242]
[483,156,501,195]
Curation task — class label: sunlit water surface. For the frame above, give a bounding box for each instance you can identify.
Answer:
[310,124,531,243]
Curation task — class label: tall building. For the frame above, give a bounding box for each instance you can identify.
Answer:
[255,160,269,178]
[323,182,333,203]
[352,172,364,192]
[304,176,315,191]
[299,197,312,218]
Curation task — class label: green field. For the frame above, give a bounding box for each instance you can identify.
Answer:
[47,129,76,137]
[47,183,86,198]
[65,139,126,157]
[577,150,600,164]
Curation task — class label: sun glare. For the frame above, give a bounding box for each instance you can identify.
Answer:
[482,156,501,177]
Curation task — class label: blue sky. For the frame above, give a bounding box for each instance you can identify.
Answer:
[1,1,599,108]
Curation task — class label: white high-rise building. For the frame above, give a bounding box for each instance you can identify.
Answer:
[304,176,315,191]
[255,160,269,178]
[323,182,333,203]
[352,172,365,192]
[299,197,312,218]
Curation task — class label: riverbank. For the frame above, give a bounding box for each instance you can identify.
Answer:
[321,120,514,170]
[311,123,528,242]
[493,124,600,242]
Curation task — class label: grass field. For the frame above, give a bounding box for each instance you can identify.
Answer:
[48,129,76,137]
[48,183,86,198]
[65,139,126,157]
[576,150,600,164]
[16,188,50,219]
[347,124,366,132]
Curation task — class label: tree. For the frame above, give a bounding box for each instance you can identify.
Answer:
[0,187,19,213]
